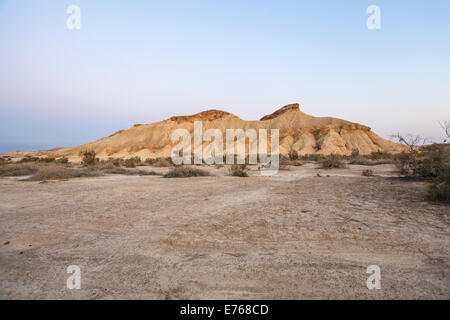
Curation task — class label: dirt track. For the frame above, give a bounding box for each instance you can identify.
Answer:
[0,163,449,299]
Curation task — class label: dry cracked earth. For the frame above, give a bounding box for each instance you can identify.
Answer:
[0,163,449,299]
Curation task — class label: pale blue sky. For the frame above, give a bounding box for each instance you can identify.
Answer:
[0,0,449,152]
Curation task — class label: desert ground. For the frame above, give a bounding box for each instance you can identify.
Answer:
[0,163,449,299]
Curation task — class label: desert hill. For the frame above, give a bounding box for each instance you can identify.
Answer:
[4,104,408,160]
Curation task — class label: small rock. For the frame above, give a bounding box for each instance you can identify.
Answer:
[4,241,10,245]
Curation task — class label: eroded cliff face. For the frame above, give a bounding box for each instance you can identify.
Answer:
[4,104,407,160]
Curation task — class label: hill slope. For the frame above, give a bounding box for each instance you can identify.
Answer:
[4,104,408,159]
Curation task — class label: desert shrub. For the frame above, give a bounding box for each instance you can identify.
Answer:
[299,154,325,162]
[19,156,39,163]
[38,157,55,163]
[132,156,142,166]
[0,163,38,176]
[124,158,136,168]
[394,145,448,178]
[144,158,156,165]
[102,167,160,176]
[79,150,98,166]
[362,169,374,176]
[153,157,173,167]
[320,154,346,169]
[55,157,69,164]
[280,156,303,166]
[229,164,248,177]
[426,176,450,202]
[111,158,122,167]
[28,166,103,181]
[394,144,449,202]
[369,151,393,160]
[163,166,210,178]
[351,148,360,158]
[0,158,8,166]
[349,157,392,166]
[288,149,299,161]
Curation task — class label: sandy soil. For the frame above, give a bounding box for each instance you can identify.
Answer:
[0,163,449,299]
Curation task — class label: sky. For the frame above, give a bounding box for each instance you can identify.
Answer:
[0,0,449,152]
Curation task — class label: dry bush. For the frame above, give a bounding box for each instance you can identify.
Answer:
[124,158,136,168]
[280,157,304,166]
[102,167,160,176]
[362,169,374,176]
[299,154,325,162]
[79,150,98,166]
[229,164,248,177]
[55,157,69,164]
[163,166,210,178]
[18,156,39,163]
[153,157,173,167]
[349,157,392,166]
[37,157,56,163]
[27,166,103,181]
[351,148,360,158]
[426,171,450,202]
[0,158,9,166]
[0,163,38,176]
[288,149,299,161]
[320,154,346,169]
[394,145,449,178]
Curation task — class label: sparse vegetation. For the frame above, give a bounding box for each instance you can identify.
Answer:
[79,150,98,166]
[102,167,161,176]
[393,128,450,202]
[299,154,325,162]
[319,154,346,169]
[362,169,374,176]
[27,166,103,181]
[163,166,210,178]
[0,163,38,177]
[229,164,249,177]
[55,157,69,164]
[153,157,173,167]
[426,172,450,202]
[124,158,137,168]
[351,148,360,158]
[288,149,299,161]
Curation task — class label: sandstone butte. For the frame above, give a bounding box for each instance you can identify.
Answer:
[4,104,408,160]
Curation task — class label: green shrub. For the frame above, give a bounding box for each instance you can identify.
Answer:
[79,150,98,166]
